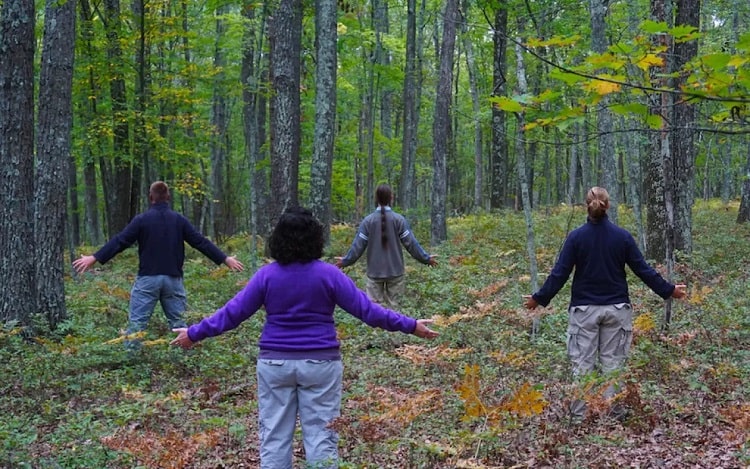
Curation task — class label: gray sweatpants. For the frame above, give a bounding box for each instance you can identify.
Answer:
[567,303,633,418]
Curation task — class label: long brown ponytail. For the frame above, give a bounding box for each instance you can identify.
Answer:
[375,184,393,247]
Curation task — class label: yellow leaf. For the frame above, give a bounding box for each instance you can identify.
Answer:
[584,79,621,95]
[502,382,547,417]
[635,53,664,70]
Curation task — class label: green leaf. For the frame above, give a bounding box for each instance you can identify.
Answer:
[646,114,663,129]
[549,69,586,85]
[610,103,649,117]
[489,96,524,113]
[640,20,668,34]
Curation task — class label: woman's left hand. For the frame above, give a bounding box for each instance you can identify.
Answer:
[413,319,439,339]
[170,328,195,349]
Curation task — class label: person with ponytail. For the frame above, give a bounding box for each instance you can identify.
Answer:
[337,184,437,307]
[523,186,687,422]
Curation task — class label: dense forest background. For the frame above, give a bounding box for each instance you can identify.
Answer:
[1,0,750,324]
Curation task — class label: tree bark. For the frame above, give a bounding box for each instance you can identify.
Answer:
[310,0,337,242]
[36,0,76,329]
[0,0,36,324]
[461,0,483,211]
[490,2,509,209]
[399,0,418,210]
[268,0,302,226]
[210,4,231,240]
[430,0,457,245]
[590,0,618,223]
[671,0,700,253]
[102,0,134,235]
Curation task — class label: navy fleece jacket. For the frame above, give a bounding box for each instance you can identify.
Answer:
[532,214,676,308]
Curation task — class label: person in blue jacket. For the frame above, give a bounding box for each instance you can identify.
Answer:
[524,186,686,421]
[73,181,244,348]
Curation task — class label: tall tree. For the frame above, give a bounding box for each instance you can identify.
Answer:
[431,0,458,245]
[102,0,134,235]
[0,0,36,324]
[460,0,484,211]
[36,0,76,328]
[310,0,337,242]
[268,0,302,225]
[671,0,700,253]
[590,0,618,223]
[209,4,232,239]
[490,2,509,209]
[241,2,270,254]
[400,0,418,210]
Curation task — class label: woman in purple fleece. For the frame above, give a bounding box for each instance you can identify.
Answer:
[171,206,438,469]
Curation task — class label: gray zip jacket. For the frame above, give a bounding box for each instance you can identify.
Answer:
[340,206,432,279]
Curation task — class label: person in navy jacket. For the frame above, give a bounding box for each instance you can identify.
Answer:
[73,181,243,349]
[524,186,686,421]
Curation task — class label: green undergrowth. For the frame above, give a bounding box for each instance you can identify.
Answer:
[2,199,749,467]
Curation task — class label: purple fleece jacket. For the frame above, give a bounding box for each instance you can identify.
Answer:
[187,260,418,359]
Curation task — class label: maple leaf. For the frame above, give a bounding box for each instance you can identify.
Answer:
[503,382,547,417]
[635,53,664,70]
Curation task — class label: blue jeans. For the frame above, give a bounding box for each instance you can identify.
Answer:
[256,359,342,469]
[127,275,188,337]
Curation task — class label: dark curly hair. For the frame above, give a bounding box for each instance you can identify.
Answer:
[268,206,325,264]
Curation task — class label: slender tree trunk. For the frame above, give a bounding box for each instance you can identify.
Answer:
[590,0,618,223]
[430,0,457,245]
[490,2,509,209]
[102,0,134,235]
[268,0,301,225]
[0,0,36,324]
[36,0,75,329]
[241,3,270,257]
[210,5,230,240]
[399,0,418,210]
[514,33,540,337]
[460,0,483,211]
[310,0,337,243]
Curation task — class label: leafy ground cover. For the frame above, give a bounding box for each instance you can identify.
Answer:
[2,200,749,468]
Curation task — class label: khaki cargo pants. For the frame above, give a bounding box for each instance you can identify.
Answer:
[366,275,406,309]
[567,303,633,418]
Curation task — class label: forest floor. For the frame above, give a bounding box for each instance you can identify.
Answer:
[1,200,749,468]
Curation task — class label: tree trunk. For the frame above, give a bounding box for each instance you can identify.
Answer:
[460,0,483,211]
[210,5,231,240]
[590,0,618,223]
[241,2,270,257]
[490,3,509,209]
[35,0,75,329]
[514,33,540,337]
[268,0,301,226]
[310,0,337,242]
[0,0,36,324]
[430,0,457,245]
[102,0,134,236]
[399,0,418,210]
[737,137,750,223]
[671,0,700,253]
